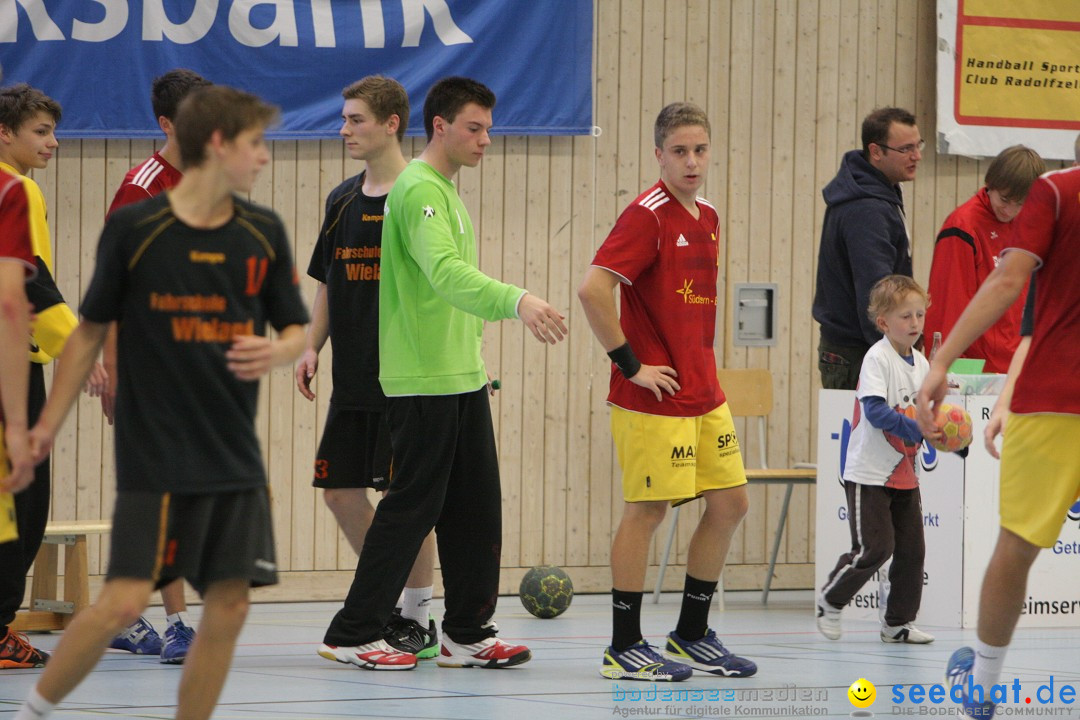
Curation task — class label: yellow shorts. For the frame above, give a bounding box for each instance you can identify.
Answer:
[999,414,1080,548]
[610,403,747,503]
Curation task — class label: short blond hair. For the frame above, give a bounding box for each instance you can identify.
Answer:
[867,275,929,324]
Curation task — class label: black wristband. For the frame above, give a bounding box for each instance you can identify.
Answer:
[607,342,641,379]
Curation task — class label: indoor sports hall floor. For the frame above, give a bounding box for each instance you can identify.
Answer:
[2,591,1078,719]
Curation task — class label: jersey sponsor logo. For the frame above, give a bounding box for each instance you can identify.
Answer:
[334,246,380,259]
[245,256,268,296]
[671,444,695,468]
[149,293,227,313]
[676,233,689,247]
[189,250,226,265]
[170,316,255,343]
[716,431,741,458]
[675,278,716,305]
[422,205,436,218]
[361,213,384,222]
[345,262,380,281]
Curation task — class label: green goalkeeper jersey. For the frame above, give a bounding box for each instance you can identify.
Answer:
[379,159,525,396]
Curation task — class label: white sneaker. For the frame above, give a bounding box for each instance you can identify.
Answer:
[816,594,842,640]
[881,623,934,644]
[436,635,531,668]
[317,639,417,670]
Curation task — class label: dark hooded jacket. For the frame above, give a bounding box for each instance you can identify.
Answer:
[812,149,913,347]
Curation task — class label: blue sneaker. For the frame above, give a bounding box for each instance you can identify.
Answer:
[664,629,758,677]
[946,647,997,718]
[600,640,692,681]
[110,617,163,655]
[160,621,195,664]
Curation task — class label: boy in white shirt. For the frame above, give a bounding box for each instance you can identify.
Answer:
[817,275,941,644]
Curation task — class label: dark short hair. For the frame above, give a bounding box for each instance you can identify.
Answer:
[423,76,495,141]
[342,75,410,143]
[862,107,917,156]
[175,86,278,169]
[984,145,1045,201]
[152,69,211,123]
[0,84,61,132]
[654,102,710,149]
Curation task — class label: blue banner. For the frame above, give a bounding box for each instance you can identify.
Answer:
[0,1,593,139]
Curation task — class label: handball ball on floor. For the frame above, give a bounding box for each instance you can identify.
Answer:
[519,565,574,618]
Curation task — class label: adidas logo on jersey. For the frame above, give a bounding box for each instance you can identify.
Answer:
[676,234,689,247]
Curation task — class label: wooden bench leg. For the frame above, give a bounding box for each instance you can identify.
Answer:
[11,543,62,632]
[63,536,90,628]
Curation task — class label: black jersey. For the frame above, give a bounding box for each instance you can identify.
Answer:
[307,172,385,409]
[81,193,309,494]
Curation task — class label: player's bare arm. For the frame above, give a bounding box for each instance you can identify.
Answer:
[577,265,679,402]
[984,335,1030,459]
[29,320,109,465]
[295,282,329,400]
[916,251,1035,437]
[228,324,306,381]
[517,292,568,344]
[0,262,33,492]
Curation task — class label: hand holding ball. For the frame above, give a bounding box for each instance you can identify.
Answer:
[929,403,973,453]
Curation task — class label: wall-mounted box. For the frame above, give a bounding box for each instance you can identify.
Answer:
[733,283,778,347]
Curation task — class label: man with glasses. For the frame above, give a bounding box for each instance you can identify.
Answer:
[813,107,923,389]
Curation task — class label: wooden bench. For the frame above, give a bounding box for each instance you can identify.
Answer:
[10,520,111,632]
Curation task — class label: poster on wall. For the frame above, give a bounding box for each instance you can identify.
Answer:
[936,0,1079,160]
[0,1,593,139]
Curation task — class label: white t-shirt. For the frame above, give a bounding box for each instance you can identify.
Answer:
[843,337,929,489]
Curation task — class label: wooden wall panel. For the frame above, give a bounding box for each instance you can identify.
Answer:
[30,0,1070,602]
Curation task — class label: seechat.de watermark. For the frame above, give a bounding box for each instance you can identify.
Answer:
[891,676,1076,715]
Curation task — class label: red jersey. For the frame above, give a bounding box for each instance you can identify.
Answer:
[0,169,34,276]
[106,152,182,218]
[1007,166,1080,415]
[592,180,725,417]
[925,188,1027,373]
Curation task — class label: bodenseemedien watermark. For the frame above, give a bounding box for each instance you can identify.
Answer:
[611,683,830,717]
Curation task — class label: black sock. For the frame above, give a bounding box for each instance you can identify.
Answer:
[674,574,717,641]
[611,588,644,651]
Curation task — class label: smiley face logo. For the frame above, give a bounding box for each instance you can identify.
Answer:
[848,678,876,708]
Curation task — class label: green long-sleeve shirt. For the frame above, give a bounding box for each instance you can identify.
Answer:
[379,160,525,396]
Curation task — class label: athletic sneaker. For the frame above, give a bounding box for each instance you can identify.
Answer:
[816,593,842,640]
[318,639,417,670]
[881,622,934,644]
[664,629,758,677]
[437,635,531,668]
[385,614,439,660]
[0,628,49,669]
[160,620,195,664]
[110,616,163,655]
[946,646,997,717]
[600,639,692,682]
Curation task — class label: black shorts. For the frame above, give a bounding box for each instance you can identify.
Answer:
[107,486,277,595]
[312,405,391,491]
